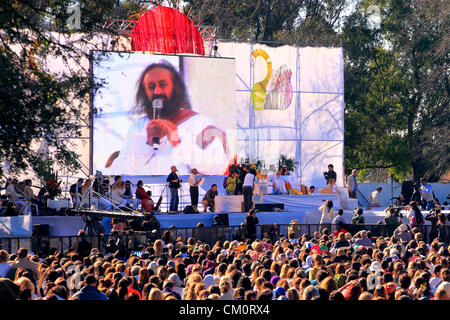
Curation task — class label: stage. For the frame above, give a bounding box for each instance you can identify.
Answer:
[1,193,446,238]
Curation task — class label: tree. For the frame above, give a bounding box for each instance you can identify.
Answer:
[342,0,449,181]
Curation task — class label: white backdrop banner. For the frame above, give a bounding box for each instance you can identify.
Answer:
[92,43,344,189]
[212,42,345,188]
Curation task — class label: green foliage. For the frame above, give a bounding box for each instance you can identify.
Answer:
[278,154,298,172]
[0,0,115,178]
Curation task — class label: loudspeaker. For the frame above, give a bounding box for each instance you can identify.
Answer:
[401,181,416,202]
[32,224,49,237]
[254,203,284,211]
[183,205,196,214]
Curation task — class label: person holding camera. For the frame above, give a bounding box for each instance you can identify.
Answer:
[167,165,181,213]
[324,164,337,185]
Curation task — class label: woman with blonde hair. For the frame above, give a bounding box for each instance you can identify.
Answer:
[153,239,165,256]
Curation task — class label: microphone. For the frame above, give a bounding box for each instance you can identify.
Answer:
[152,99,163,150]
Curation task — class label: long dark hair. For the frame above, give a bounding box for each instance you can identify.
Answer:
[133,60,191,119]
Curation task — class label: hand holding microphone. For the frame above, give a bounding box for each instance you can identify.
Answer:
[146,98,180,149]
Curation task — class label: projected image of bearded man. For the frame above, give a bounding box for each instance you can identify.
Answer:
[106,61,227,175]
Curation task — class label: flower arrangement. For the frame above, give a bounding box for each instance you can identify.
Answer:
[45,170,62,199]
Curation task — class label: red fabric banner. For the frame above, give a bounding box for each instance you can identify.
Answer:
[131,6,205,55]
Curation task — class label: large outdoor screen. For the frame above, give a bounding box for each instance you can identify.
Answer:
[92,51,237,176]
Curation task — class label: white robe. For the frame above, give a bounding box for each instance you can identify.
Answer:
[105,113,229,175]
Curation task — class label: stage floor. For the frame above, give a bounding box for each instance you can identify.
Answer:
[1,194,446,237]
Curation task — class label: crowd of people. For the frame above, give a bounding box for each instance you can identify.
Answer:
[0,211,449,300]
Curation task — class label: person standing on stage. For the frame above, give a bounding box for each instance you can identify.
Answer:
[242,168,258,212]
[167,165,181,213]
[235,165,248,195]
[135,180,154,212]
[189,168,203,212]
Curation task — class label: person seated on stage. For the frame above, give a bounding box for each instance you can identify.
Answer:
[23,179,40,215]
[111,180,128,208]
[70,178,84,208]
[308,186,316,195]
[135,180,154,212]
[123,181,139,210]
[270,171,288,195]
[319,178,337,194]
[80,179,96,209]
[367,187,383,210]
[202,184,218,212]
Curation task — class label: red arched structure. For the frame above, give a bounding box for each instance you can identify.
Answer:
[131,6,205,55]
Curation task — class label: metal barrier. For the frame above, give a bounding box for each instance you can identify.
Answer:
[0,224,448,254]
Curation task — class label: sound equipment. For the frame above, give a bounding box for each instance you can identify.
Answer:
[254,203,284,211]
[214,213,229,226]
[32,224,49,237]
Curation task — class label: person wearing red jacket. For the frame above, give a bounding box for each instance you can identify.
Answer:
[135,180,154,212]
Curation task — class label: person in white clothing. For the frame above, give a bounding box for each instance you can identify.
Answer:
[111,181,128,208]
[367,187,382,209]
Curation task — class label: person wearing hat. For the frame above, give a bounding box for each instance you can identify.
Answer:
[394,224,413,243]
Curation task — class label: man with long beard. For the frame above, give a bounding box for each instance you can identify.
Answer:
[105,60,228,175]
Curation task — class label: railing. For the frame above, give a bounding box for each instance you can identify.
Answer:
[1,224,448,255]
